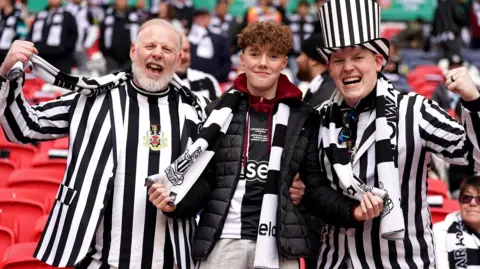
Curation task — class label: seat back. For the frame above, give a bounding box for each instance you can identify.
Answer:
[428,179,449,199]
[0,160,16,188]
[0,143,37,169]
[0,213,18,264]
[30,152,67,172]
[0,242,71,269]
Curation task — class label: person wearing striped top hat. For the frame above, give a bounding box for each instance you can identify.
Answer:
[314,0,480,268]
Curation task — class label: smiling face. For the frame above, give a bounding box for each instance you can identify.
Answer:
[328,47,383,107]
[130,21,182,92]
[240,45,288,96]
[460,186,480,231]
[176,33,190,74]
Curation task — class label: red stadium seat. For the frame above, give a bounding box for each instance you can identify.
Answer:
[428,179,449,199]
[381,27,403,41]
[0,189,48,242]
[0,160,17,188]
[7,169,64,185]
[31,216,48,243]
[0,212,18,263]
[0,242,72,269]
[30,152,67,172]
[0,143,37,169]
[52,138,68,150]
[430,199,460,224]
[7,174,62,200]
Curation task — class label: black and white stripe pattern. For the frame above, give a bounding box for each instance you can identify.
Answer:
[319,74,404,240]
[0,56,207,268]
[253,103,289,269]
[316,0,390,68]
[30,7,70,47]
[65,2,99,51]
[102,7,139,50]
[316,79,480,268]
[288,14,315,54]
[446,214,480,269]
[182,68,222,101]
[209,14,233,37]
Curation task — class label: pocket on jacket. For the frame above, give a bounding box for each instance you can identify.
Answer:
[55,184,78,206]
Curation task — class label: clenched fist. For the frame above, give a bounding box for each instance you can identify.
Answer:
[0,40,38,78]
[445,67,480,102]
[148,183,177,212]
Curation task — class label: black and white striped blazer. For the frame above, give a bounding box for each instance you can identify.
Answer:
[316,89,480,269]
[0,76,208,268]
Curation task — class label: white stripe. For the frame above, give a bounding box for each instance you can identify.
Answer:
[330,0,340,47]
[323,4,333,47]
[349,0,360,45]
[359,0,368,42]
[339,0,351,46]
[35,200,62,259]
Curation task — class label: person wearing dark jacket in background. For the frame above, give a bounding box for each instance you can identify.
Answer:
[296,33,335,109]
[0,0,27,62]
[430,0,469,59]
[99,0,140,72]
[27,0,78,73]
[149,20,383,269]
[189,9,231,83]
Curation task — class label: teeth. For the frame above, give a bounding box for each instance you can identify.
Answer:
[148,63,163,70]
[343,77,361,83]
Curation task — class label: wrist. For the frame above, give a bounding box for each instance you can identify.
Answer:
[461,88,480,102]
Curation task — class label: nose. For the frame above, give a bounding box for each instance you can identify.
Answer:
[152,46,163,60]
[259,54,268,67]
[343,59,354,73]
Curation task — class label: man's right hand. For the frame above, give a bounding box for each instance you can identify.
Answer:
[0,40,38,78]
[148,183,177,212]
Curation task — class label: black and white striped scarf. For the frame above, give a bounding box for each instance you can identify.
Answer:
[147,89,290,268]
[318,73,405,240]
[446,214,480,269]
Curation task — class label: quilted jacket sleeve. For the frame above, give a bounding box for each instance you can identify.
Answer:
[301,114,360,228]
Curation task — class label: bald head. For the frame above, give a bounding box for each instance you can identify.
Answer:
[136,19,182,52]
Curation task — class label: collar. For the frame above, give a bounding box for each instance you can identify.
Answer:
[308,73,324,94]
[188,24,208,45]
[129,79,170,98]
[341,85,376,113]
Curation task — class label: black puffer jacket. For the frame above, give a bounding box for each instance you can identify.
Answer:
[168,74,360,261]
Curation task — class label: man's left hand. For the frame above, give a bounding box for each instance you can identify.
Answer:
[290,173,305,206]
[445,67,480,101]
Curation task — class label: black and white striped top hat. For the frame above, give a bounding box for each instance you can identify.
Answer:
[316,0,390,70]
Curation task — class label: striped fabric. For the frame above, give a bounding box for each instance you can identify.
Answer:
[315,0,390,69]
[181,68,222,101]
[316,84,480,268]
[446,214,480,269]
[0,66,208,268]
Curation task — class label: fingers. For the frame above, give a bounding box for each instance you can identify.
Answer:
[356,193,383,221]
[293,173,300,181]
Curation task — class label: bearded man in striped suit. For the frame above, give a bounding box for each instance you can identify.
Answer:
[314,0,480,268]
[0,19,209,269]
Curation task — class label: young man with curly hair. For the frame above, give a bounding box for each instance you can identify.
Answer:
[148,20,383,269]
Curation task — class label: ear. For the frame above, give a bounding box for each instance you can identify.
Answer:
[129,42,136,62]
[176,51,183,66]
[375,54,384,72]
[240,52,245,69]
[282,55,288,69]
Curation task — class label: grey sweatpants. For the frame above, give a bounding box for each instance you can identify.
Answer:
[196,239,300,269]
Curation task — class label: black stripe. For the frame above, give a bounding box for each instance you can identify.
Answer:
[16,95,69,134]
[375,139,394,163]
[119,89,140,268]
[355,154,369,269]
[182,219,191,269]
[346,0,356,46]
[325,144,350,166]
[372,0,377,39]
[170,92,181,160]
[368,40,389,62]
[119,84,127,122]
[53,96,111,266]
[37,203,64,261]
[419,132,465,158]
[330,226,340,268]
[318,225,331,269]
[388,240,401,269]
[334,0,344,47]
[141,96,161,269]
[100,180,114,265]
[400,95,417,269]
[355,0,365,45]
[264,170,280,194]
[364,0,371,40]
[371,173,384,269]
[37,113,70,122]
[173,220,182,269]
[320,8,329,47]
[326,2,336,46]
[163,222,174,269]
[271,125,287,147]
[414,147,430,268]
[34,96,76,112]
[420,102,464,135]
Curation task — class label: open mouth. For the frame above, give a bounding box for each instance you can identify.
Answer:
[343,76,362,86]
[146,63,164,74]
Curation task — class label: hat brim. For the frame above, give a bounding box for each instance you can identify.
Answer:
[316,38,390,71]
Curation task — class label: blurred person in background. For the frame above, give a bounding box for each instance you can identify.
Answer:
[170,0,194,31]
[296,33,334,109]
[0,0,27,62]
[28,0,78,73]
[176,32,222,100]
[287,0,315,85]
[433,175,480,268]
[65,0,99,73]
[209,0,234,39]
[99,0,140,72]
[153,1,184,33]
[430,0,469,59]
[189,9,231,83]
[393,19,425,49]
[469,0,480,48]
[432,54,465,111]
